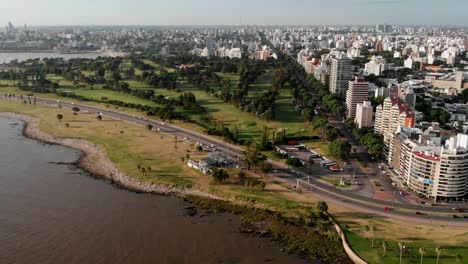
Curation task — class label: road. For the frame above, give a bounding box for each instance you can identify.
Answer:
[2,95,468,226]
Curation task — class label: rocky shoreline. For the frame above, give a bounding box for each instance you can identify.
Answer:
[0,112,222,200]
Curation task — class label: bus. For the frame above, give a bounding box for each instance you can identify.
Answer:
[320,160,336,167]
[286,147,299,152]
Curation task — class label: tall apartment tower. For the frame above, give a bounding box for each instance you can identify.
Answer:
[355,101,373,128]
[329,53,351,96]
[346,77,369,119]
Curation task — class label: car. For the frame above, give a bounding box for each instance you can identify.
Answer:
[183,137,188,140]
[453,215,459,218]
[457,209,465,213]
[415,211,424,215]
[384,206,392,211]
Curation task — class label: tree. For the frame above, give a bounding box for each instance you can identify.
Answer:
[303,108,315,124]
[419,248,425,264]
[317,201,328,214]
[369,225,375,248]
[328,139,351,160]
[72,106,80,113]
[146,124,154,130]
[97,115,102,120]
[56,114,63,122]
[435,247,441,264]
[398,242,405,264]
[286,157,303,167]
[212,168,229,183]
[243,148,267,170]
[260,161,272,174]
[382,240,388,257]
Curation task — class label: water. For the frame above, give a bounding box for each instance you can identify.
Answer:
[0,52,116,63]
[0,117,310,264]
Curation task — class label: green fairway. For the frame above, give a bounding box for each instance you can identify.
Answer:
[249,70,273,98]
[57,87,161,107]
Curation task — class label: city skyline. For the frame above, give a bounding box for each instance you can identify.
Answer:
[2,0,468,27]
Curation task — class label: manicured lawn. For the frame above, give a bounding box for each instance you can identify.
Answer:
[345,230,468,264]
[57,87,161,107]
[249,70,273,98]
[143,59,176,73]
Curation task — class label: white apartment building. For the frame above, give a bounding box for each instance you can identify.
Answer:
[375,97,415,164]
[364,56,388,76]
[329,53,351,96]
[392,128,468,200]
[355,101,373,128]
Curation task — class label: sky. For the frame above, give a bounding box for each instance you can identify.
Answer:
[1,0,467,26]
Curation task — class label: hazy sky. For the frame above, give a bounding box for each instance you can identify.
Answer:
[2,0,468,26]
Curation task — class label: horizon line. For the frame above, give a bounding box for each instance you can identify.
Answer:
[7,23,468,28]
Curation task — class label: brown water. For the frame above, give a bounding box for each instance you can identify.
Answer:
[0,117,311,264]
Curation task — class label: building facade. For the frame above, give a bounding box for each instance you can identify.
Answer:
[355,101,373,128]
[346,77,369,119]
[392,128,468,200]
[329,53,351,96]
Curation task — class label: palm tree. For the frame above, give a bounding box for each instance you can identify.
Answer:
[317,201,328,214]
[419,247,425,264]
[382,240,388,257]
[434,247,441,264]
[369,225,375,248]
[398,242,405,264]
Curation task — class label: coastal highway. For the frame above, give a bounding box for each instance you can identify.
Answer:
[2,95,468,225]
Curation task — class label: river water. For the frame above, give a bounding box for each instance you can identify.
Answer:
[0,117,310,264]
[0,52,116,63]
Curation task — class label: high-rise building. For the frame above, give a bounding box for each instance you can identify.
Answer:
[355,101,373,128]
[375,97,415,164]
[329,53,351,96]
[346,77,369,118]
[392,127,468,200]
[374,97,415,136]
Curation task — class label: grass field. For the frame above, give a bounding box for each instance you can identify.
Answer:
[249,70,273,98]
[58,87,161,107]
[335,213,468,264]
